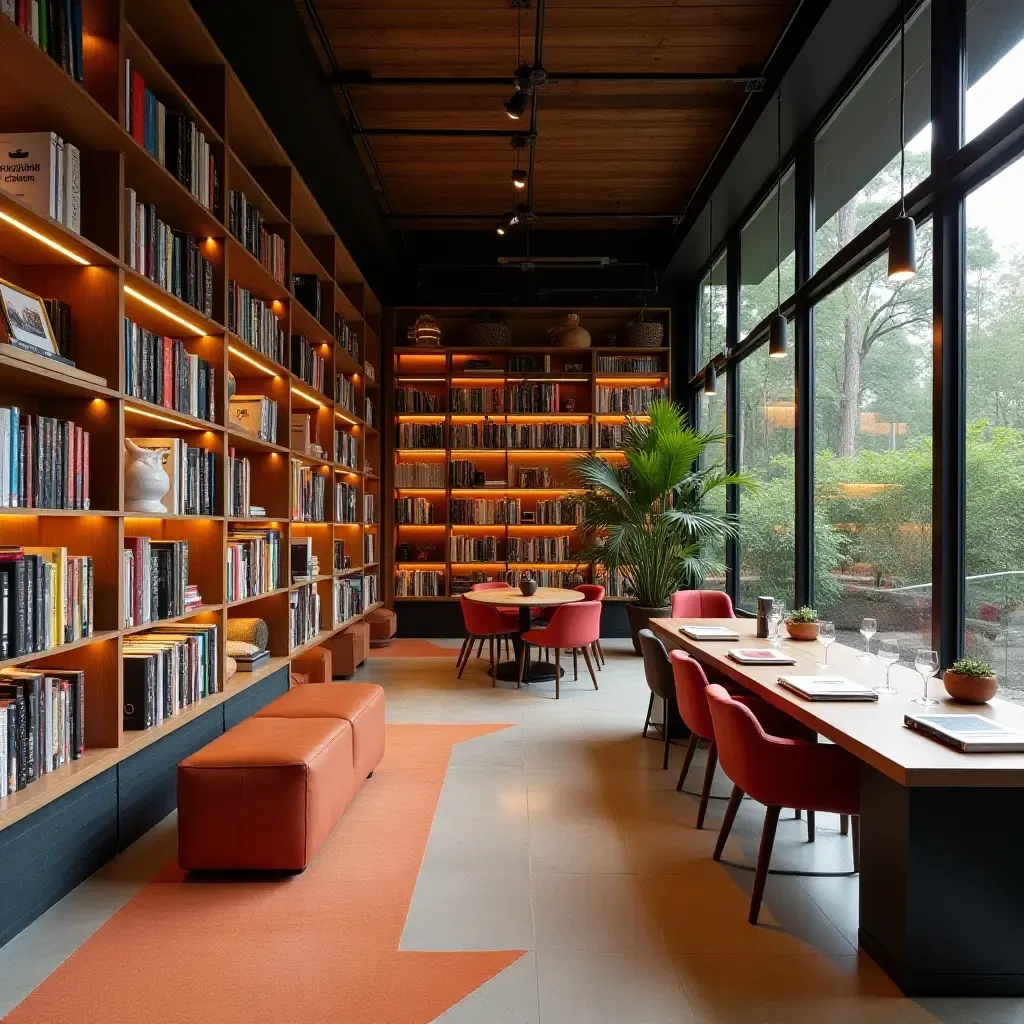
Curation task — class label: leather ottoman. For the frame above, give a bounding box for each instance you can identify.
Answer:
[177,716,356,872]
[366,607,397,648]
[255,683,386,781]
[292,645,332,685]
[329,620,370,677]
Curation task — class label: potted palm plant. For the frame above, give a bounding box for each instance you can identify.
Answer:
[570,399,749,653]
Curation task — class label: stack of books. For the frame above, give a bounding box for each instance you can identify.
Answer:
[122,623,219,729]
[122,537,193,626]
[125,62,220,212]
[123,320,216,421]
[0,546,93,658]
[333,576,362,626]
[335,480,357,523]
[226,528,281,602]
[227,281,286,364]
[2,3,85,82]
[292,336,326,393]
[228,189,286,284]
[290,582,320,649]
[0,131,80,232]
[0,667,85,798]
[291,461,325,522]
[226,449,251,517]
[0,408,90,509]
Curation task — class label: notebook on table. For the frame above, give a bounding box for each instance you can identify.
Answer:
[778,675,879,701]
[727,648,796,666]
[679,624,740,641]
[904,713,1024,752]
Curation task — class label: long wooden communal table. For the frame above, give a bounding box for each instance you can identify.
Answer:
[649,616,1024,997]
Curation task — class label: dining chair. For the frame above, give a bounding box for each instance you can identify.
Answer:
[670,590,735,618]
[537,584,605,668]
[705,683,861,924]
[457,595,517,684]
[469,581,517,660]
[638,628,682,769]
[670,649,816,829]
[519,601,601,698]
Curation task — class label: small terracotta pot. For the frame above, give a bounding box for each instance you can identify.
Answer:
[785,620,820,641]
[943,670,998,704]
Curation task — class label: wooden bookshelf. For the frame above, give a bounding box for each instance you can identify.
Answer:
[0,0,381,832]
[384,308,671,606]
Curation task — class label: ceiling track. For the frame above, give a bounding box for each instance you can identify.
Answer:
[384,212,677,221]
[329,71,762,87]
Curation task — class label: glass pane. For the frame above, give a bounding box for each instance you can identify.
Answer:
[737,343,796,612]
[965,153,1024,704]
[813,224,933,663]
[700,370,728,592]
[814,3,931,271]
[967,0,1024,142]
[740,168,795,341]
[698,253,727,369]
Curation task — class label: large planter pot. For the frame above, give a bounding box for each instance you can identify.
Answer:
[943,670,998,704]
[626,603,670,655]
[785,620,820,641]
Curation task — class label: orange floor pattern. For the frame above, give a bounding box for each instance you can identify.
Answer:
[5,725,523,1024]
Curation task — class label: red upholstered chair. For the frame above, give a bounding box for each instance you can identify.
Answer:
[539,584,606,668]
[705,683,861,924]
[670,589,735,618]
[458,596,516,684]
[468,581,517,660]
[670,649,815,829]
[520,601,601,698]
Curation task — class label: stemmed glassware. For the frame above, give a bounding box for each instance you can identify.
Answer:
[859,617,877,662]
[876,639,900,694]
[817,621,836,668]
[913,649,940,706]
[769,602,786,647]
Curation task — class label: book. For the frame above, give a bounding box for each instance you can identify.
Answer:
[679,624,740,641]
[233,649,270,672]
[777,676,879,701]
[903,713,1024,752]
[0,132,59,220]
[122,653,156,730]
[727,648,797,665]
[123,319,215,420]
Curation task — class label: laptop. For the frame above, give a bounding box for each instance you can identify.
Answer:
[778,675,879,701]
[904,713,1024,752]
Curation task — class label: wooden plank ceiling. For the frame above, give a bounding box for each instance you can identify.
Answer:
[299,0,798,231]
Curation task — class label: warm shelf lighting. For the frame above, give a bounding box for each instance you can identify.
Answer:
[291,383,325,407]
[125,404,198,428]
[0,209,89,264]
[397,377,447,382]
[335,411,358,425]
[228,344,281,376]
[124,285,204,334]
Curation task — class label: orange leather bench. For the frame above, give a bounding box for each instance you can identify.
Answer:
[177,683,386,872]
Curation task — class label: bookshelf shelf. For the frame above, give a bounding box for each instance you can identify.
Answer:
[0,0,382,831]
[385,308,670,604]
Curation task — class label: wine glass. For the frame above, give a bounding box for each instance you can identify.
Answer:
[913,649,940,706]
[859,617,877,662]
[817,621,836,668]
[769,602,786,647]
[876,639,900,694]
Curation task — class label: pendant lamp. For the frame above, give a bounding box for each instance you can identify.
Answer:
[769,87,788,358]
[704,358,718,396]
[888,0,917,281]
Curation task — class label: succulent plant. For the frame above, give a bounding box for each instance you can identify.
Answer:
[948,657,995,678]
[787,606,819,624]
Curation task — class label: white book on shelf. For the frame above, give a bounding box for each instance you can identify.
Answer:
[0,132,60,219]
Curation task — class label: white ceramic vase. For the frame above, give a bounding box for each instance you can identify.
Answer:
[124,438,170,513]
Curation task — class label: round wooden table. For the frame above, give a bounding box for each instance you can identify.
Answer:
[464,586,585,682]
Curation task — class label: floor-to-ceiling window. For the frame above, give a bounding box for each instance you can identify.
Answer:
[963,3,1024,700]
[740,169,796,341]
[737,341,796,611]
[812,232,934,658]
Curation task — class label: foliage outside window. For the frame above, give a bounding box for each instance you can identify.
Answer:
[812,227,934,661]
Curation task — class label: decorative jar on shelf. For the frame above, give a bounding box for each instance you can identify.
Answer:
[624,310,665,348]
[124,439,169,513]
[408,314,443,347]
[468,312,513,347]
[549,313,591,349]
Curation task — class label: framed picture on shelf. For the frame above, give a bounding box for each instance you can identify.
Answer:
[0,277,59,356]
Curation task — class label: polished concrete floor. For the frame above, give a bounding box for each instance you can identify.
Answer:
[1,639,1021,1023]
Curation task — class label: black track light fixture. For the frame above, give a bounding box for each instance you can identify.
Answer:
[703,359,718,396]
[888,0,917,282]
[504,88,530,120]
[512,168,528,189]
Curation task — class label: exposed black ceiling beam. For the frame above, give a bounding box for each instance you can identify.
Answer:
[385,212,678,221]
[353,128,533,138]
[329,71,762,87]
[661,0,829,271]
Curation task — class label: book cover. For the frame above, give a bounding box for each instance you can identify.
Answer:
[0,132,59,218]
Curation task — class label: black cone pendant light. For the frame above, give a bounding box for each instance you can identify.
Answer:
[888,0,918,281]
[769,87,788,359]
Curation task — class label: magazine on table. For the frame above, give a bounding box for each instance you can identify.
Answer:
[727,648,796,666]
[904,713,1024,752]
[778,676,879,701]
[678,624,739,641]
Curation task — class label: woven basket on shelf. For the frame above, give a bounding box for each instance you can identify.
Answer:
[624,315,665,348]
[467,316,513,347]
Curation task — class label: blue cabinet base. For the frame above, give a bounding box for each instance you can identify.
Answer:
[0,667,289,950]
